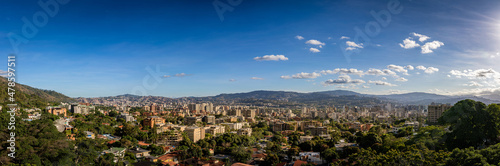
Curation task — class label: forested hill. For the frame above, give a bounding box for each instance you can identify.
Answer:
[0,77,75,108]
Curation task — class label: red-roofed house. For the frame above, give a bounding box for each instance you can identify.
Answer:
[293,160,308,166]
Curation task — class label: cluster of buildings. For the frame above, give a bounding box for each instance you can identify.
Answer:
[23,97,455,166]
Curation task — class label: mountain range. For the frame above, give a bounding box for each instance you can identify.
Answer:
[3,78,499,108]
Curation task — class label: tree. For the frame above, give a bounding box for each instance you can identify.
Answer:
[321,147,339,163]
[287,146,300,158]
[407,126,446,151]
[230,147,252,163]
[357,132,382,148]
[299,140,315,152]
[445,147,488,166]
[486,104,500,135]
[439,100,499,149]
[97,153,115,166]
[262,153,280,166]
[147,144,166,156]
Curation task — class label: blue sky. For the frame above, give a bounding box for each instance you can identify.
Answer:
[1,0,500,97]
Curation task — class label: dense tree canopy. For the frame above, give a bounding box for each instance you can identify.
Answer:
[439,100,500,149]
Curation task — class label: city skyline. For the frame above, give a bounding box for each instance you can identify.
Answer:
[1,0,500,98]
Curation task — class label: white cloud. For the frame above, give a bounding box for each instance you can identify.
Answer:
[362,85,370,88]
[415,65,439,74]
[251,77,264,80]
[464,81,483,87]
[320,68,364,76]
[400,33,443,54]
[411,32,430,42]
[309,48,320,53]
[305,39,325,46]
[450,69,500,79]
[340,36,350,40]
[399,37,420,49]
[323,75,365,85]
[383,69,397,76]
[421,41,444,54]
[295,35,304,40]
[387,64,408,74]
[405,65,414,70]
[382,77,387,80]
[280,76,292,79]
[345,41,363,51]
[254,55,289,61]
[395,77,408,82]
[365,69,386,76]
[281,72,321,79]
[368,80,397,86]
[416,65,426,70]
[424,67,439,74]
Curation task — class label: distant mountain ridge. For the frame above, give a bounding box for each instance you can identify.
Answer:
[77,89,500,106]
[5,79,497,108]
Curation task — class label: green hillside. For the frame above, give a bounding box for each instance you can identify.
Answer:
[0,77,75,108]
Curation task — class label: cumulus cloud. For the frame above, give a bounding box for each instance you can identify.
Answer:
[416,65,426,70]
[387,64,408,75]
[340,36,350,40]
[464,81,483,87]
[254,55,289,61]
[383,69,397,76]
[405,65,414,70]
[415,65,439,74]
[421,41,444,54]
[450,69,500,79]
[368,80,397,86]
[399,38,420,49]
[305,39,325,46]
[280,76,292,79]
[365,69,386,76]
[281,72,321,79]
[309,48,320,53]
[320,68,364,76]
[424,67,439,74]
[345,41,363,51]
[396,77,408,82]
[412,32,430,42]
[251,77,264,80]
[400,33,444,53]
[295,35,304,40]
[323,75,365,85]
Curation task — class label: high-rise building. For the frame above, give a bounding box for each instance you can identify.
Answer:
[427,103,452,124]
[143,116,166,128]
[202,116,215,124]
[185,117,202,125]
[47,107,67,117]
[188,104,201,112]
[229,109,242,116]
[243,109,256,118]
[185,127,205,142]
